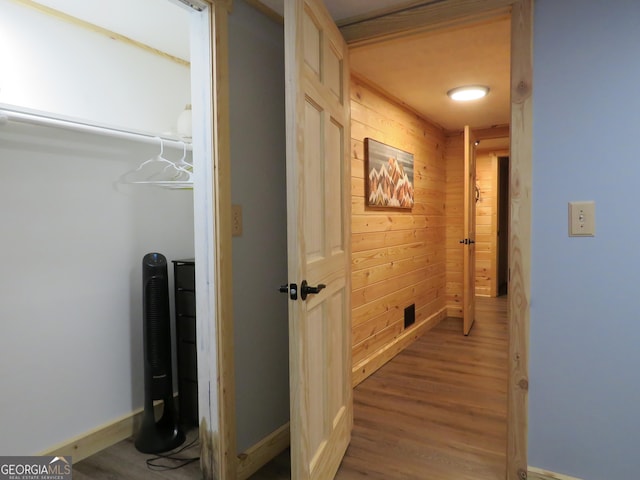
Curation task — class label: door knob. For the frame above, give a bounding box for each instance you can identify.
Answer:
[300,280,326,300]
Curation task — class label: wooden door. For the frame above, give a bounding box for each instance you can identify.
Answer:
[284,0,352,479]
[463,125,477,335]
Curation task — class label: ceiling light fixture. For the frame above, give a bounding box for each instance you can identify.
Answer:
[447,85,490,101]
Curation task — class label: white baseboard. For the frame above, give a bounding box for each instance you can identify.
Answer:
[38,400,167,463]
[237,423,290,480]
[528,466,584,480]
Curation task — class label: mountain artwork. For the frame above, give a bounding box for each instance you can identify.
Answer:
[365,138,414,209]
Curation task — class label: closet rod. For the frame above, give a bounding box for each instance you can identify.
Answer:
[0,106,191,151]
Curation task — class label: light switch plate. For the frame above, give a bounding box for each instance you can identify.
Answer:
[568,201,595,236]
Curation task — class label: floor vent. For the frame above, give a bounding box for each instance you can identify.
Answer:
[404,304,415,329]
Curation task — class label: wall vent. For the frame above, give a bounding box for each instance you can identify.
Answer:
[404,304,415,329]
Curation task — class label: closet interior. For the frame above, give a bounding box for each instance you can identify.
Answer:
[1,0,291,470]
[0,0,199,458]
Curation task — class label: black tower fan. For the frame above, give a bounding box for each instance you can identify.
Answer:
[135,252,185,453]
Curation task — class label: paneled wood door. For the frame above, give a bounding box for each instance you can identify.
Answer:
[463,125,477,335]
[284,0,352,479]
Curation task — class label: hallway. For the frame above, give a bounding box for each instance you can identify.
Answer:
[251,296,509,479]
[334,296,508,479]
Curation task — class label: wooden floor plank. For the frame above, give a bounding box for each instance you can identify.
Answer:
[74,296,508,479]
[334,296,508,480]
[73,429,201,480]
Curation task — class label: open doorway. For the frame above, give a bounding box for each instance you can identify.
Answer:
[237,2,513,476]
[0,1,216,474]
[497,155,510,296]
[475,139,511,299]
[338,6,513,478]
[213,1,533,479]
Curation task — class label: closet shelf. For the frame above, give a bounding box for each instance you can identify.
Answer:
[0,104,191,151]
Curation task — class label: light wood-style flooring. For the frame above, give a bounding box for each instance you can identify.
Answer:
[74,429,201,479]
[75,296,508,479]
[334,296,508,479]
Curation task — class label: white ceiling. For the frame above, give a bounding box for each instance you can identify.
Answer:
[32,0,191,60]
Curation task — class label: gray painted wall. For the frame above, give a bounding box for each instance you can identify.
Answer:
[531,1,640,478]
[229,0,289,453]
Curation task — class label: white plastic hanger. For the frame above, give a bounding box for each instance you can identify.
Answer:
[173,141,193,171]
[122,137,193,189]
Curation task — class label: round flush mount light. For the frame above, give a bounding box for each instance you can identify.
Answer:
[447,85,490,101]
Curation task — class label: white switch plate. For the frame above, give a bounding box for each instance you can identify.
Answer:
[568,201,595,236]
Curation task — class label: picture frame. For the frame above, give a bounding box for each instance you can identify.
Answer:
[365,138,414,209]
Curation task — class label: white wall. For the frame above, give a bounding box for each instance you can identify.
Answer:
[531,1,640,478]
[0,0,190,135]
[0,1,194,455]
[229,0,289,453]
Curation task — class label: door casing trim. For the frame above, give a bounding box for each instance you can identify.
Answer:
[209,1,533,479]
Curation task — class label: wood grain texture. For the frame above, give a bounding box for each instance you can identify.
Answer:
[350,75,447,385]
[462,126,477,335]
[337,296,509,480]
[475,151,499,297]
[210,1,236,479]
[446,133,509,304]
[250,296,510,480]
[285,1,352,478]
[507,1,533,479]
[73,430,201,480]
[445,131,464,316]
[341,0,514,47]
[237,423,290,480]
[39,401,167,463]
[73,298,547,480]
[351,306,447,387]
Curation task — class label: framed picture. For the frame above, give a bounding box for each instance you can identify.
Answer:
[365,138,414,209]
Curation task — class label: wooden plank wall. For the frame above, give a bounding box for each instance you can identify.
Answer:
[350,75,447,385]
[475,151,498,297]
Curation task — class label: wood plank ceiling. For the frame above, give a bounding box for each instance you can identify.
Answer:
[257,0,511,132]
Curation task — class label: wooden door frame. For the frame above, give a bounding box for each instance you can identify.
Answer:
[341,1,532,479]
[197,1,237,479]
[207,1,532,479]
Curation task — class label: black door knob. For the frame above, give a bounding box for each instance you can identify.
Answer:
[300,280,326,300]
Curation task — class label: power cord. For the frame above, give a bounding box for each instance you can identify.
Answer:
[145,434,200,471]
